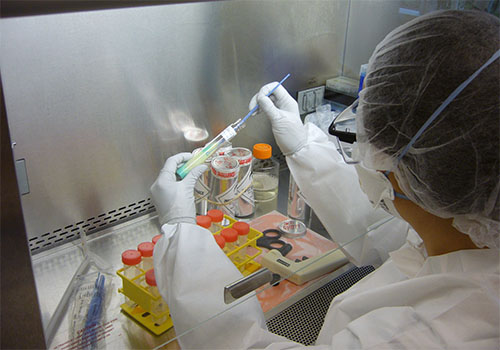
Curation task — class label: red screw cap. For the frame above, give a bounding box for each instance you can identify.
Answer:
[207,209,224,223]
[221,228,238,243]
[196,215,212,229]
[122,249,141,266]
[152,235,162,244]
[232,222,250,236]
[138,242,155,257]
[145,269,157,286]
[214,235,226,249]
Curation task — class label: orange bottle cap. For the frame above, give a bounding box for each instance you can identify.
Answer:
[220,228,238,243]
[196,215,212,229]
[214,235,226,249]
[232,221,250,236]
[152,234,162,244]
[138,242,155,257]
[122,249,141,266]
[253,143,272,159]
[207,209,224,223]
[145,269,157,286]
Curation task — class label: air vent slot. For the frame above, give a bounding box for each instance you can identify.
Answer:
[29,198,155,254]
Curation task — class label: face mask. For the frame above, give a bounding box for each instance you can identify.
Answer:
[354,163,405,220]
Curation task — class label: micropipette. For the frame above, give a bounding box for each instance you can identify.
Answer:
[176,73,291,179]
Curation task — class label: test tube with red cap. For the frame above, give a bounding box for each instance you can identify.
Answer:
[152,234,162,245]
[214,234,226,251]
[122,250,142,278]
[196,215,212,231]
[138,242,155,272]
[220,227,238,259]
[232,221,250,260]
[121,249,142,307]
[145,269,168,325]
[207,209,224,232]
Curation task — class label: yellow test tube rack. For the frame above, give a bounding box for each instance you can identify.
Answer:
[116,268,173,336]
[116,215,263,335]
[214,215,263,276]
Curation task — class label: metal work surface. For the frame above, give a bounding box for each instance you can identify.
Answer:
[33,210,357,349]
[32,165,358,348]
[32,213,177,349]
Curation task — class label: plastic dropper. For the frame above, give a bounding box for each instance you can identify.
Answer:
[176,74,291,179]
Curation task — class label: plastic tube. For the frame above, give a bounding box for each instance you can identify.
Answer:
[176,74,290,179]
[121,250,142,307]
[232,221,250,260]
[137,242,154,272]
[145,269,168,325]
[207,209,224,232]
[220,228,238,260]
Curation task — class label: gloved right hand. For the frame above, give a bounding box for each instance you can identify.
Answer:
[249,83,306,156]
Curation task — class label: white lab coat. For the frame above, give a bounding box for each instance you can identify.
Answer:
[153,124,500,349]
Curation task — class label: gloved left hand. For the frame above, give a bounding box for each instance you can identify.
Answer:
[150,152,208,226]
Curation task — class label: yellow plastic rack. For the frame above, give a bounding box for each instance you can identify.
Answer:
[116,268,173,336]
[214,215,263,276]
[117,215,263,335]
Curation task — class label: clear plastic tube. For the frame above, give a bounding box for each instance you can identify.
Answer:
[220,228,238,261]
[176,74,290,179]
[233,221,250,260]
[145,269,168,325]
[177,125,237,179]
[121,250,142,307]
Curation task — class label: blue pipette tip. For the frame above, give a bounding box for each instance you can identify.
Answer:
[239,73,291,127]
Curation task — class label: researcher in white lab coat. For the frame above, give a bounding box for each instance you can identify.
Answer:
[151,10,499,349]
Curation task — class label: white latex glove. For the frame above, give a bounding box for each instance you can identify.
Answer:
[249,83,307,156]
[150,152,208,225]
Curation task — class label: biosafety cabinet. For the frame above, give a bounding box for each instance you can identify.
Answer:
[0,0,477,348]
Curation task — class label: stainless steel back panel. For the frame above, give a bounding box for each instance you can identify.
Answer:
[342,0,466,78]
[1,1,349,252]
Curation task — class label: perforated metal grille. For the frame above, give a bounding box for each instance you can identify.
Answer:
[28,198,155,254]
[266,266,375,345]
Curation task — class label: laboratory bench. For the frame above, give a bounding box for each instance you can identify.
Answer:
[32,166,373,349]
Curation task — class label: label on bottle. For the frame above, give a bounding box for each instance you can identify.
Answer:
[194,179,210,203]
[214,180,238,216]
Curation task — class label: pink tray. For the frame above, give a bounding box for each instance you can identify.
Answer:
[248,211,338,313]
